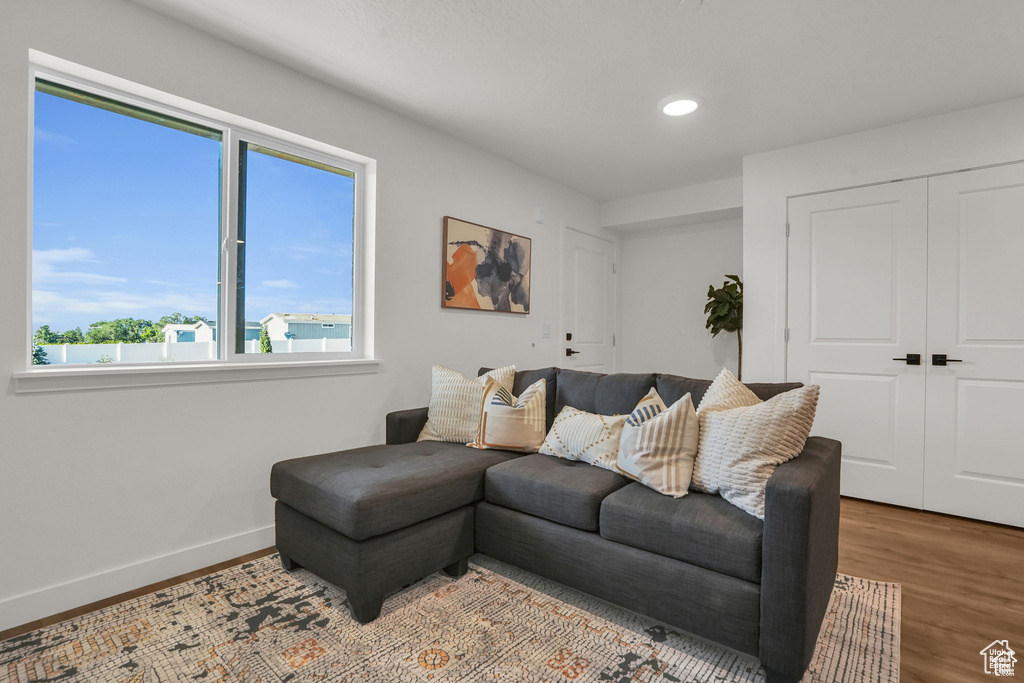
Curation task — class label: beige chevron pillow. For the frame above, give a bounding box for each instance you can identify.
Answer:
[692,368,820,518]
[615,388,699,497]
[418,365,515,444]
[539,406,626,471]
[469,377,547,453]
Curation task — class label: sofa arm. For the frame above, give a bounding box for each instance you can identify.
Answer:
[758,436,841,683]
[386,407,429,445]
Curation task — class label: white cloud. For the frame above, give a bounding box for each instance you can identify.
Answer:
[35,247,96,264]
[33,289,215,317]
[34,128,76,147]
[288,242,352,260]
[243,292,351,319]
[262,279,299,289]
[32,248,127,285]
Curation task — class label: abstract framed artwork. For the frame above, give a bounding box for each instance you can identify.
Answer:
[442,216,531,314]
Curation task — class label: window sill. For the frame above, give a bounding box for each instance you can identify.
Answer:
[12,358,382,394]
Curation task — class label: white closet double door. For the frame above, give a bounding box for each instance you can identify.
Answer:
[787,163,1024,527]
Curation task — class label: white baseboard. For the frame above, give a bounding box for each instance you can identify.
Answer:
[0,525,275,633]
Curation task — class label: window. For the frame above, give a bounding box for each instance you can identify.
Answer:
[30,72,366,369]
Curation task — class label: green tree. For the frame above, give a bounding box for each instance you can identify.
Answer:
[60,327,84,344]
[705,274,744,379]
[33,325,61,345]
[32,344,50,365]
[259,324,273,353]
[85,318,156,344]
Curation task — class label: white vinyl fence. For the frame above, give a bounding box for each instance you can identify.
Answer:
[39,338,352,365]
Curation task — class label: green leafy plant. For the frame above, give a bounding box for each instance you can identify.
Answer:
[705,274,743,379]
[259,324,273,354]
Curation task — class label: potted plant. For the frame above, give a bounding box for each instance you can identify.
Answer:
[705,274,743,379]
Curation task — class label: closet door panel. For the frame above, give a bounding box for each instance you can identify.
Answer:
[788,180,928,508]
[926,164,1024,527]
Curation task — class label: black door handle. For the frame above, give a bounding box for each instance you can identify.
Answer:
[892,354,921,365]
[932,354,963,366]
[565,348,581,357]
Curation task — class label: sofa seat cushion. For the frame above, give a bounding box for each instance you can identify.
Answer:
[270,442,516,541]
[599,483,764,583]
[485,453,629,531]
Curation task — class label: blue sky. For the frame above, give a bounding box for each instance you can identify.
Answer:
[32,90,354,334]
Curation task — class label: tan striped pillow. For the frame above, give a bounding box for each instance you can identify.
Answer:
[539,406,626,470]
[418,365,515,444]
[469,378,547,452]
[615,388,699,497]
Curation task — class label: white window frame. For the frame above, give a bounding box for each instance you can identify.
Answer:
[16,53,378,392]
[226,129,365,363]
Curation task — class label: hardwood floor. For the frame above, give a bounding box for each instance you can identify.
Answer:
[2,499,1021,682]
[838,497,1024,683]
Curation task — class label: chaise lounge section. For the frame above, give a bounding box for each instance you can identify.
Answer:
[270,366,841,683]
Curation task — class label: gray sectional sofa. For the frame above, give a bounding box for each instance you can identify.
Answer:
[270,367,841,683]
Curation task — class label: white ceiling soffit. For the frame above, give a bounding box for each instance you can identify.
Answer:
[132,0,1024,201]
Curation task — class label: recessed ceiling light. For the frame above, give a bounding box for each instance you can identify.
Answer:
[660,97,701,116]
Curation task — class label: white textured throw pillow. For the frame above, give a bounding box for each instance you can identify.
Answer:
[418,365,515,444]
[539,406,626,470]
[692,368,820,518]
[615,388,699,497]
[469,378,547,453]
[695,367,762,413]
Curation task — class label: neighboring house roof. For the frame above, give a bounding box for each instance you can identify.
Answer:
[163,322,207,332]
[205,320,262,329]
[261,313,352,324]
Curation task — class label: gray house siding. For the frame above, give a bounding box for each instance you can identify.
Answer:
[286,322,352,340]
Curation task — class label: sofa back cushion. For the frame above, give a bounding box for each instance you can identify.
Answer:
[479,366,799,429]
[656,373,803,407]
[556,369,657,416]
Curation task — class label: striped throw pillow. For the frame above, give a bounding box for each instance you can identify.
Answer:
[469,378,547,452]
[692,367,820,518]
[418,365,516,444]
[615,388,699,497]
[539,406,626,471]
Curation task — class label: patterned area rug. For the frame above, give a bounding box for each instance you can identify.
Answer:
[0,554,899,682]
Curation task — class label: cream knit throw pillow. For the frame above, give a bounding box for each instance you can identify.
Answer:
[418,365,515,444]
[539,406,626,471]
[615,388,699,497]
[692,368,820,518]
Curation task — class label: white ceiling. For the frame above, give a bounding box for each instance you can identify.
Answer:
[133,0,1024,200]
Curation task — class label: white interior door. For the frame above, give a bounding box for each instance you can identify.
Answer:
[925,164,1024,527]
[562,227,615,373]
[787,180,929,508]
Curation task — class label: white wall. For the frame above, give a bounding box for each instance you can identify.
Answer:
[618,219,742,379]
[743,96,1024,381]
[601,177,742,232]
[0,0,607,630]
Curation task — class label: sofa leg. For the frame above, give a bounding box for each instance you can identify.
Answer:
[442,557,469,578]
[279,552,301,572]
[347,594,384,624]
[762,666,800,683]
